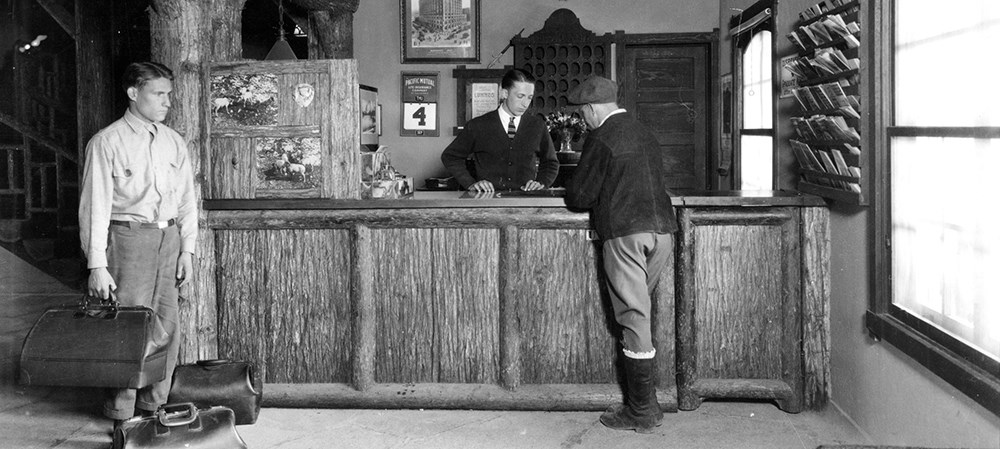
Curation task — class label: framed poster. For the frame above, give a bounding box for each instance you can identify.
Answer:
[400,71,439,137]
[452,66,506,135]
[400,0,480,64]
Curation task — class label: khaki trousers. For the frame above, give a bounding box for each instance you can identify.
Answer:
[102,223,180,420]
[602,232,671,354]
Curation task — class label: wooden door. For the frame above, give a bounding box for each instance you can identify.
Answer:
[621,44,710,190]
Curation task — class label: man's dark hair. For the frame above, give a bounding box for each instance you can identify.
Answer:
[501,68,535,89]
[122,62,174,92]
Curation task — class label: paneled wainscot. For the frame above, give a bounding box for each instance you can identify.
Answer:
[197,190,829,413]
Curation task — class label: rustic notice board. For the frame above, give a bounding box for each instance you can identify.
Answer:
[205,60,360,199]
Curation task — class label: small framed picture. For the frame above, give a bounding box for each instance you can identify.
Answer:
[400,0,480,64]
[360,85,378,146]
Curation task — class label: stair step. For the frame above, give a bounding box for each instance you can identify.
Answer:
[22,237,55,261]
[0,218,28,243]
[22,212,57,238]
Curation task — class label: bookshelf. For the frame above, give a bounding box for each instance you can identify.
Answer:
[784,0,865,204]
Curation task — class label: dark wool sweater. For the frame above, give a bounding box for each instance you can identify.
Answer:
[565,112,678,240]
[441,110,559,190]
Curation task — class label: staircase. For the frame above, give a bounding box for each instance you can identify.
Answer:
[0,42,86,290]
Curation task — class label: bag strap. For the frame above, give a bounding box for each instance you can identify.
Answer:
[196,359,233,368]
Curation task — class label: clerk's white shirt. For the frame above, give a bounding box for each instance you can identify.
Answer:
[497,106,521,132]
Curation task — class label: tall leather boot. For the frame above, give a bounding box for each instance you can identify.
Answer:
[600,356,664,433]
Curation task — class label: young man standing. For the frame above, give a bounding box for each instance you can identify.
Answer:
[441,68,559,192]
[78,62,197,427]
[565,76,678,433]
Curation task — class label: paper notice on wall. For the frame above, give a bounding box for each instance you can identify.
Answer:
[780,55,799,99]
[471,83,499,119]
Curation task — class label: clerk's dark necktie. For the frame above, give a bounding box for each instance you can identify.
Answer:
[507,116,516,139]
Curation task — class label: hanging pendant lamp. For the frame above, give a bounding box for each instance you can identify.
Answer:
[265,0,298,60]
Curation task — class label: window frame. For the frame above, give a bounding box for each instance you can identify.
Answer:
[867,0,1000,417]
[731,0,776,190]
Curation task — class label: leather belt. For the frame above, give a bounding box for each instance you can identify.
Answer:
[109,218,176,229]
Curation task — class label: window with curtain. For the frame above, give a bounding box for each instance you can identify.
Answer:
[731,2,774,190]
[740,31,773,190]
[870,0,1000,415]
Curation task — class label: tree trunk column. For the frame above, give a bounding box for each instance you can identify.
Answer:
[307,8,354,59]
[148,0,247,363]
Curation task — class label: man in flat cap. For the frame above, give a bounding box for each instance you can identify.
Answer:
[565,75,677,433]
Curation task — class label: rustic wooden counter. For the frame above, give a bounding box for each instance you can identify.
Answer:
[194,190,829,413]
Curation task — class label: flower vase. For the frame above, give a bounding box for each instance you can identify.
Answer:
[558,130,574,153]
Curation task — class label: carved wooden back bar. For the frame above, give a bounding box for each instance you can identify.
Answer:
[511,9,615,116]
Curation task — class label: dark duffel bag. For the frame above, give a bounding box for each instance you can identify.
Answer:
[113,402,247,449]
[168,359,262,425]
[19,295,170,388]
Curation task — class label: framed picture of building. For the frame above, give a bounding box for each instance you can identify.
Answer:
[400,0,480,63]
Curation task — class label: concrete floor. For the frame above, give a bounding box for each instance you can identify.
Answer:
[1,247,870,449]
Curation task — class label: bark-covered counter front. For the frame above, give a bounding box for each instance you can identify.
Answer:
[200,191,829,413]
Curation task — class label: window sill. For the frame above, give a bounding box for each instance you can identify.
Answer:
[865,311,1000,418]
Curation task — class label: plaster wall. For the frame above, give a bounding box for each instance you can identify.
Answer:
[353,0,718,186]
[718,0,1000,446]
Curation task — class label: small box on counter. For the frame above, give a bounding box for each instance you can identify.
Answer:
[360,145,413,199]
[371,177,414,199]
[361,145,390,183]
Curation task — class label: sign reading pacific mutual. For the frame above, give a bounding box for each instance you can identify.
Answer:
[402,73,439,103]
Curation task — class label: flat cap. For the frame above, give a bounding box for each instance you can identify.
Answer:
[567,76,618,104]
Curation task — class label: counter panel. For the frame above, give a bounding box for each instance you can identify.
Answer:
[199,193,828,411]
[216,229,355,384]
[513,229,616,384]
[693,223,787,379]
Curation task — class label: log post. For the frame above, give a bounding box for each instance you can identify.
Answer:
[76,0,115,165]
[306,9,353,59]
[287,0,359,59]
[148,0,247,362]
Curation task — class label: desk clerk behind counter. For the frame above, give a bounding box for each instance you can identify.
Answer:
[441,68,559,192]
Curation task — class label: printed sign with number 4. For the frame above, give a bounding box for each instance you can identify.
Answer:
[402,103,437,131]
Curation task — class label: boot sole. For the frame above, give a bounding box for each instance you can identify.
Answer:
[599,416,664,433]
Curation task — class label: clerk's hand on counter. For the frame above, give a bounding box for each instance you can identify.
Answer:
[521,180,544,191]
[469,180,494,192]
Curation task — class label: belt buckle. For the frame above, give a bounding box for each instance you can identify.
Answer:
[156,221,168,229]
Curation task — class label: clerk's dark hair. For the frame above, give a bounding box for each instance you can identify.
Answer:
[122,62,174,92]
[501,68,535,89]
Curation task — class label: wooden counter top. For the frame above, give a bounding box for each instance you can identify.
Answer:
[202,189,825,210]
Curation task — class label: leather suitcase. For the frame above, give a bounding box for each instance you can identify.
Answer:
[168,359,262,425]
[19,297,170,388]
[113,403,247,449]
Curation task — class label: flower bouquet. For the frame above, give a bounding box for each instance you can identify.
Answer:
[544,110,587,152]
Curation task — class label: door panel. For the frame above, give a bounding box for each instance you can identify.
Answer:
[623,45,709,190]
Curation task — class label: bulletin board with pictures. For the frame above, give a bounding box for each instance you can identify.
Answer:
[205,59,361,200]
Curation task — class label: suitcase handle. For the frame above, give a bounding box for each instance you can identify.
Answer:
[79,292,121,312]
[157,403,201,428]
